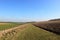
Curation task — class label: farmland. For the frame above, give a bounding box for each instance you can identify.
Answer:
[0,22,25,31]
[0,21,60,40]
[12,24,60,40]
[33,21,60,34]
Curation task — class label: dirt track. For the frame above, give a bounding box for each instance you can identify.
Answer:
[0,24,29,38]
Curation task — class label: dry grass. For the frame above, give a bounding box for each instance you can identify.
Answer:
[10,24,60,40]
[0,24,29,40]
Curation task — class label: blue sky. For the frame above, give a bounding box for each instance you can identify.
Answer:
[0,0,60,22]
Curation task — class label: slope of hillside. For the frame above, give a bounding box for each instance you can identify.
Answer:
[34,21,60,34]
[49,18,60,21]
[0,24,60,40]
[8,24,60,40]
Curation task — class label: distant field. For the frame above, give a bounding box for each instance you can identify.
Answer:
[0,22,25,31]
[0,23,9,25]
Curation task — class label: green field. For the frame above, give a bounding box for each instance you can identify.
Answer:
[0,22,24,31]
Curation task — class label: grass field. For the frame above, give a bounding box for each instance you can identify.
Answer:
[0,22,60,40]
[0,22,25,31]
[0,24,60,40]
[14,24,60,40]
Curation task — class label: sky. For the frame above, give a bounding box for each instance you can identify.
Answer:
[0,0,60,22]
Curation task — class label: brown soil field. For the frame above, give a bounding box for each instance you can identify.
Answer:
[33,21,60,34]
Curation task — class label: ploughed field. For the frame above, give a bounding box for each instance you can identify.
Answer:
[33,21,60,34]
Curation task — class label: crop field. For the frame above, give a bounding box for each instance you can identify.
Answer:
[0,22,25,31]
[0,24,60,40]
[33,21,60,34]
[0,22,60,40]
[11,24,60,40]
[0,23,9,25]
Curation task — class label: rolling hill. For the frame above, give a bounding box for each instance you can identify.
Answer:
[0,23,60,40]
